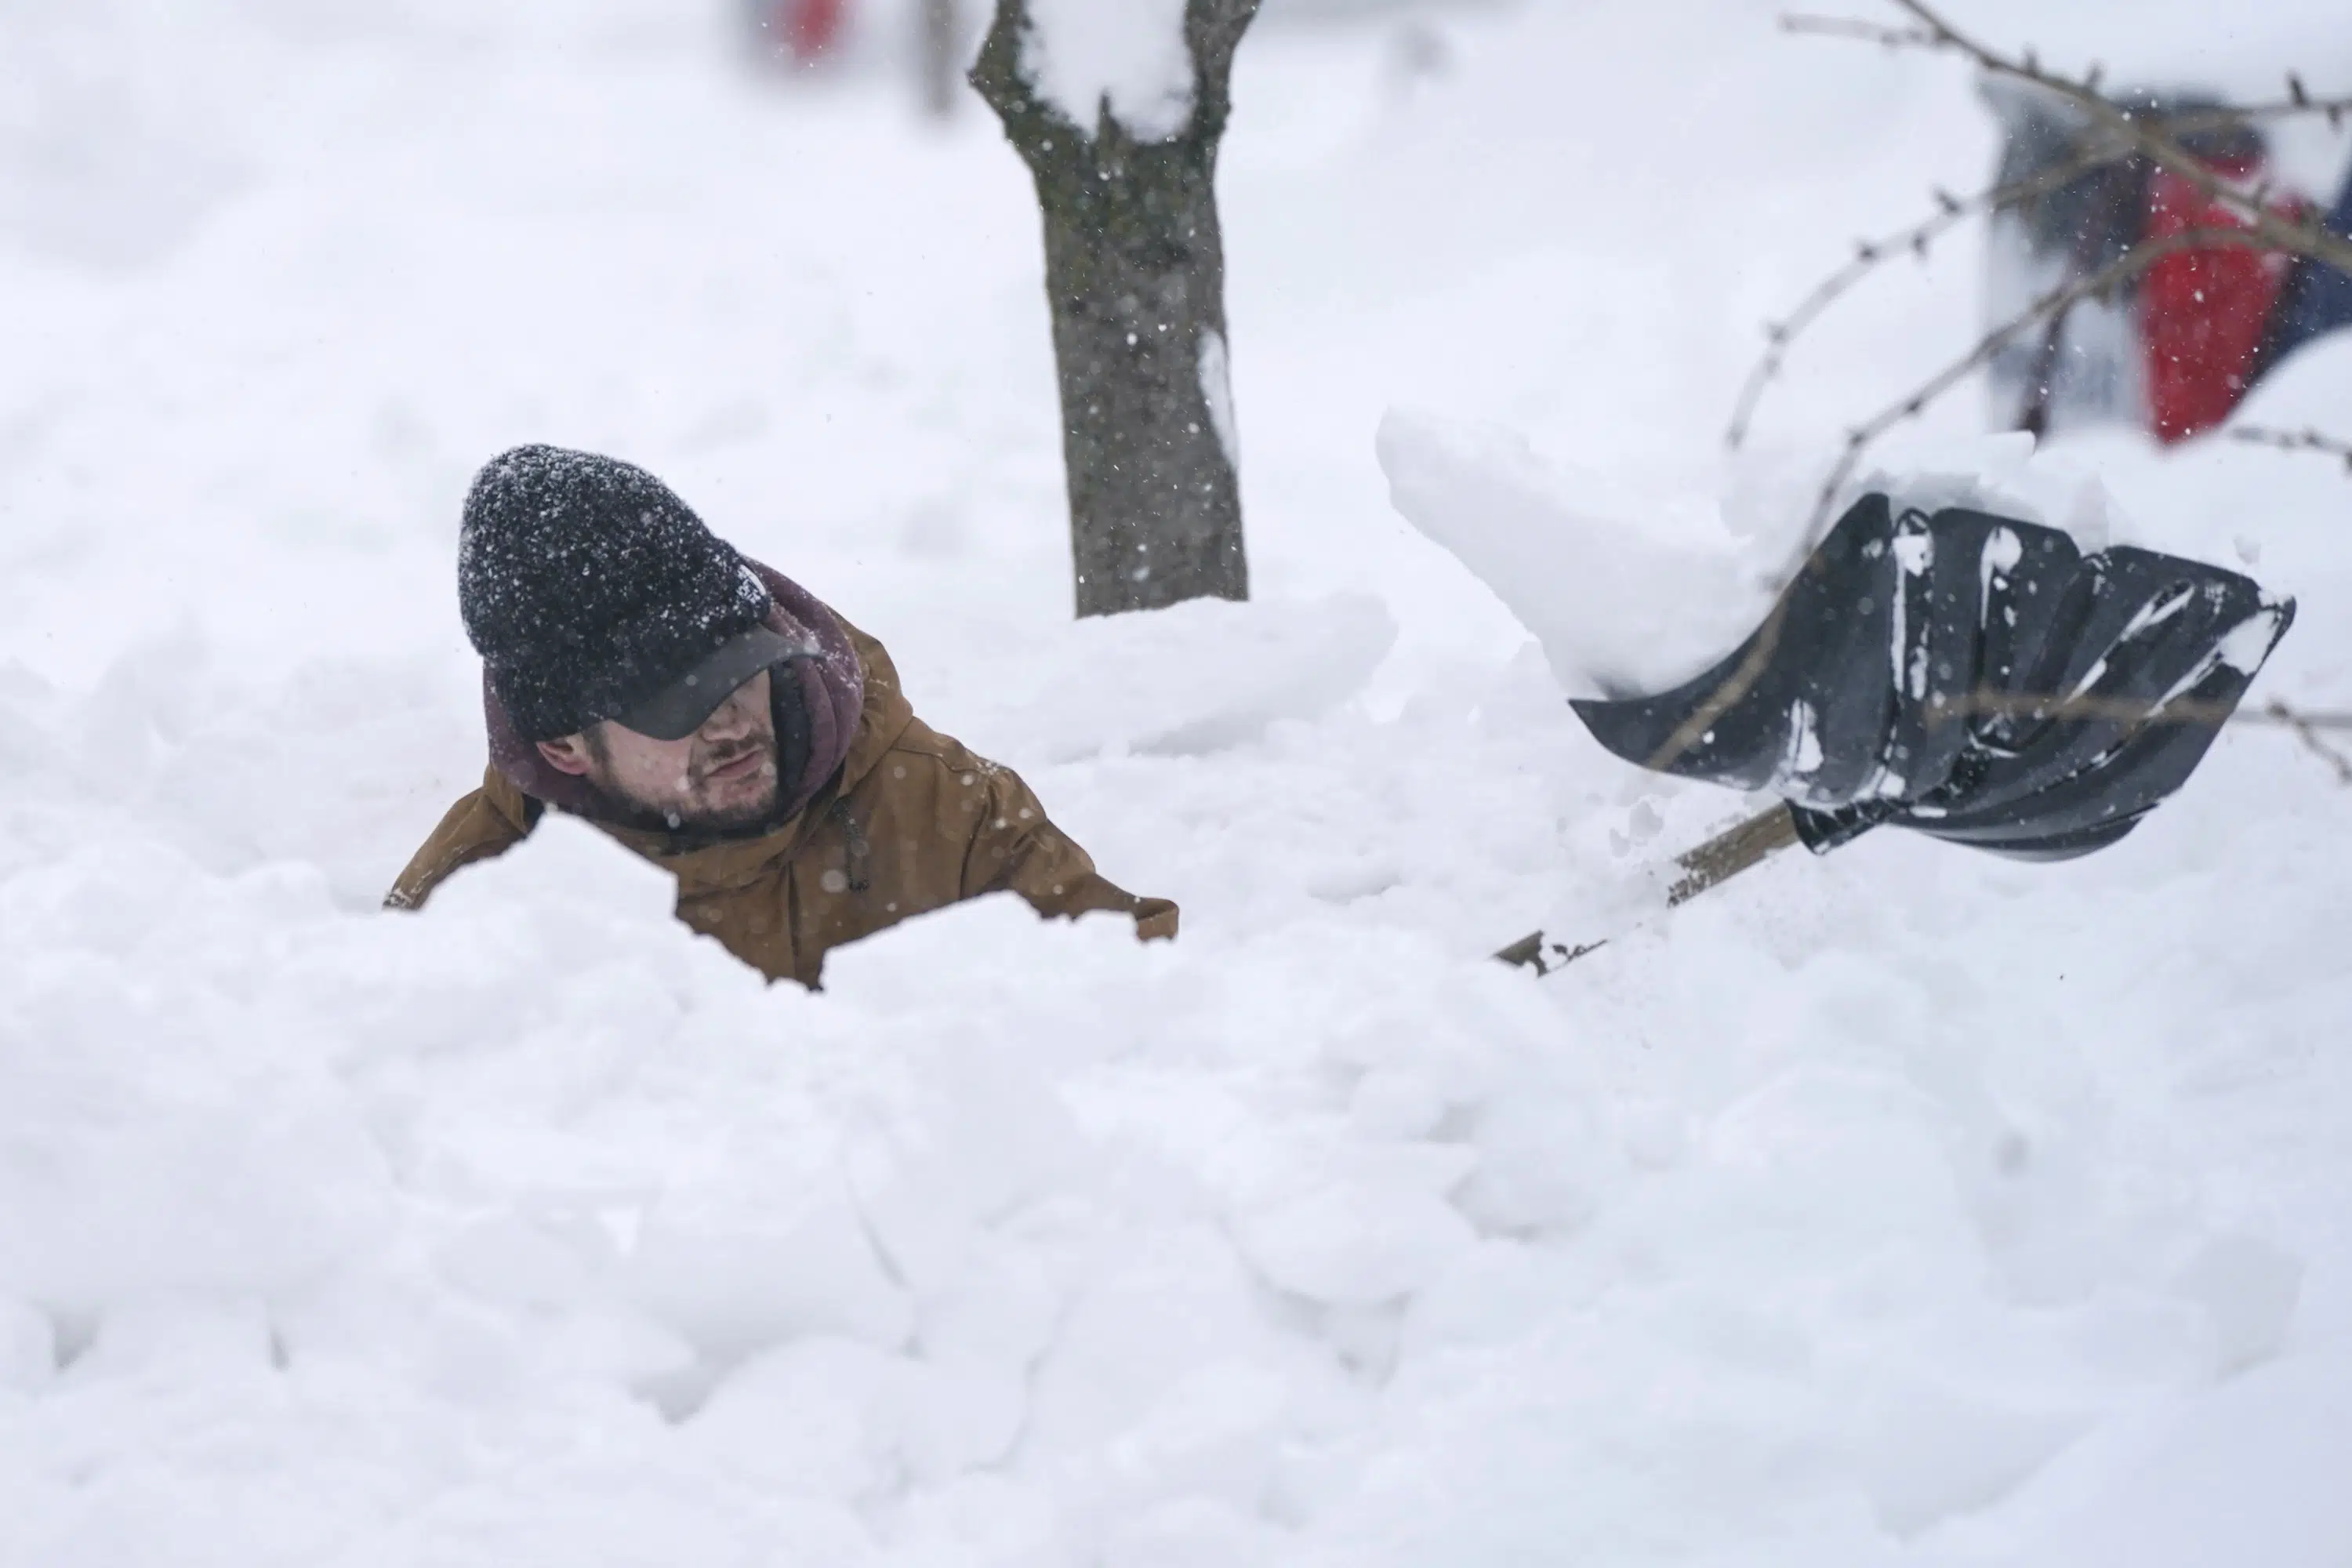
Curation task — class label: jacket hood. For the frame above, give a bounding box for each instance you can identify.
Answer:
[484,561,869,825]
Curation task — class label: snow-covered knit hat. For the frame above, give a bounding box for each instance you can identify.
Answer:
[458,445,774,743]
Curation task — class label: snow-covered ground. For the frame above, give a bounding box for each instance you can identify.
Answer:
[5,2,2351,1563]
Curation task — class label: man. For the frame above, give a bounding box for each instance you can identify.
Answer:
[389,445,1176,986]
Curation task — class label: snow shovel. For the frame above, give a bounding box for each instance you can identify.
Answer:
[1497,492,2294,975]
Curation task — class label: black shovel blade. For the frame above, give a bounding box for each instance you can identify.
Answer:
[1570,494,2294,861]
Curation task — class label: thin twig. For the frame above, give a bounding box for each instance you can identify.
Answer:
[1801,223,2263,543]
[1744,8,2352,458]
[1769,3,2352,543]
[1871,0,2352,275]
[2268,699,2352,781]
[1674,3,2352,782]
[2247,703,2352,732]
[1923,688,2352,731]
[1727,139,2143,449]
[1784,19,2352,127]
[2162,94,2352,131]
[1651,225,2261,774]
[2230,425,2352,471]
[1781,13,1934,46]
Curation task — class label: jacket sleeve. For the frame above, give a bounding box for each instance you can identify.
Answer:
[384,788,528,911]
[958,760,1179,942]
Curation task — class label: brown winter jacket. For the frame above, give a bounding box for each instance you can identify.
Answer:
[387,611,1176,988]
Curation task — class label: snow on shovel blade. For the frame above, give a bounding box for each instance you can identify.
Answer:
[1570,493,2294,859]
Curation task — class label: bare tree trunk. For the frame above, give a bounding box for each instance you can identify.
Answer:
[971,0,1255,618]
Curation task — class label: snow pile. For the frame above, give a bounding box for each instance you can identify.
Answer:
[5,0,2352,1564]
[953,593,1397,762]
[1377,408,1779,697]
[1022,0,1196,140]
[5,691,2336,1566]
[1378,413,2187,706]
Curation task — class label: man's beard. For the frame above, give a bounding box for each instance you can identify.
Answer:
[583,733,783,835]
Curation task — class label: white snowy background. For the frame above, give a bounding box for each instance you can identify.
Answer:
[4,2,2351,1564]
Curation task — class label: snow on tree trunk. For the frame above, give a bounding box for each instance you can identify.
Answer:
[972,0,1255,618]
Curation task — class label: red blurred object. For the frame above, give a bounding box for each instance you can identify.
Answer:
[764,0,846,61]
[2140,158,2307,444]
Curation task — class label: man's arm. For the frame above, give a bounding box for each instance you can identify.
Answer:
[384,779,530,910]
[956,756,1178,942]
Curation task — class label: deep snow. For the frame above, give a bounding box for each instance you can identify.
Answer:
[4,2,2352,1566]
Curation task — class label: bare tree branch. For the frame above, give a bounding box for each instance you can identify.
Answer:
[1733,31,2352,452]
[1921,689,2352,732]
[1870,0,2352,275]
[1727,139,2146,449]
[1664,4,2352,780]
[2268,699,2352,782]
[1785,16,2352,128]
[1742,9,2352,459]
[1780,14,1934,47]
[1657,227,2263,773]
[1797,224,2274,543]
[2163,94,2352,132]
[2230,425,2352,471]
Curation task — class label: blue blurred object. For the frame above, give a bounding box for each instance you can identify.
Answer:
[2263,162,2352,370]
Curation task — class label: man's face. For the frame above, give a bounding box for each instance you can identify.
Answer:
[536,669,780,831]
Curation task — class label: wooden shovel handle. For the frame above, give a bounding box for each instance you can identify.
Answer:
[1494,803,1799,975]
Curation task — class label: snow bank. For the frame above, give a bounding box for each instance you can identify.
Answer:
[948,593,1397,762]
[2,620,2338,1565]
